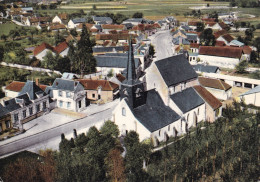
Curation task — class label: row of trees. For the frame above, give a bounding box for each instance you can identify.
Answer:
[147,101,259,181]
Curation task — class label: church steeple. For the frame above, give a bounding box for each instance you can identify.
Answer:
[125,38,137,85]
[120,37,145,108]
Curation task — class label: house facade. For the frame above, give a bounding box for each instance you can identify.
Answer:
[198,46,245,69]
[47,78,86,112]
[77,79,119,104]
[0,81,50,131]
[239,85,260,107]
[198,77,232,100]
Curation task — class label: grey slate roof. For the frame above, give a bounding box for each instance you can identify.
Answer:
[132,89,180,132]
[92,16,112,23]
[155,54,198,87]
[51,78,84,92]
[181,25,192,31]
[92,46,125,53]
[0,94,32,117]
[95,55,140,69]
[192,64,219,73]
[72,18,86,24]
[19,80,46,100]
[170,87,205,113]
[240,85,260,96]
[186,33,198,41]
[172,36,190,45]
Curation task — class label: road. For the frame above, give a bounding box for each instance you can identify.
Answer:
[0,102,117,158]
[150,30,174,60]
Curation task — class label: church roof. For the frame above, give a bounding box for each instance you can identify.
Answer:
[132,89,180,132]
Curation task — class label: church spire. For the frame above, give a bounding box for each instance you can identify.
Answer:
[125,37,137,85]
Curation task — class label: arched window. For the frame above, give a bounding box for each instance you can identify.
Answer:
[198,108,200,115]
[122,107,126,116]
[159,130,161,136]
[168,125,170,131]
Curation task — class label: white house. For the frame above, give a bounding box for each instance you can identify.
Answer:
[52,13,68,24]
[46,78,86,112]
[198,46,245,69]
[198,77,232,100]
[68,18,86,29]
[239,85,260,107]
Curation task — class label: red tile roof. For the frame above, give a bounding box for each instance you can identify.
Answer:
[77,79,119,91]
[214,30,227,38]
[193,85,222,110]
[221,34,234,43]
[5,81,47,92]
[33,42,54,56]
[202,18,216,22]
[116,74,125,82]
[219,22,228,30]
[199,46,243,58]
[190,43,200,48]
[95,34,137,41]
[58,13,68,20]
[242,46,252,55]
[132,24,145,31]
[54,41,68,54]
[188,21,200,26]
[198,77,232,91]
[49,23,66,30]
[215,41,226,46]
[77,23,94,30]
[101,24,125,30]
[205,22,217,27]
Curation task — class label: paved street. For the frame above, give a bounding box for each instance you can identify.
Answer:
[150,30,174,60]
[0,99,119,158]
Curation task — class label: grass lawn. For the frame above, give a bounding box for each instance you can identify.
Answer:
[0,22,20,36]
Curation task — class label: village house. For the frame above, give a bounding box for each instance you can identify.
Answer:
[95,53,142,76]
[92,16,113,24]
[101,24,126,34]
[239,85,260,107]
[76,23,101,34]
[77,79,119,104]
[25,16,51,27]
[198,46,246,69]
[95,34,137,46]
[3,80,47,98]
[48,23,67,32]
[68,18,86,29]
[122,18,145,26]
[0,80,50,131]
[193,85,222,123]
[198,77,232,100]
[52,13,68,24]
[33,41,69,60]
[192,64,220,74]
[46,78,86,112]
[92,46,128,55]
[216,34,234,46]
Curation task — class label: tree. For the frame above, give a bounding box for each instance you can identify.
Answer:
[245,29,253,41]
[149,44,155,57]
[132,12,143,18]
[1,34,7,42]
[30,29,36,44]
[100,120,119,138]
[70,28,78,37]
[249,50,258,64]
[234,22,240,31]
[55,30,65,46]
[0,45,4,62]
[199,28,215,46]
[196,22,205,32]
[76,24,96,76]
[42,51,58,70]
[253,37,260,58]
[9,30,19,41]
[105,148,126,182]
[235,60,248,74]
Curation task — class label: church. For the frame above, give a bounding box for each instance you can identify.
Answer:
[112,39,206,145]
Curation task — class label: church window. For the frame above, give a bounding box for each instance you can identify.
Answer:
[122,107,126,116]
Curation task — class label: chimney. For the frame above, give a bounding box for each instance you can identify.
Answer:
[35,78,39,86]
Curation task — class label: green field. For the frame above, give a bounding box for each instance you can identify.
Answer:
[0,23,20,36]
